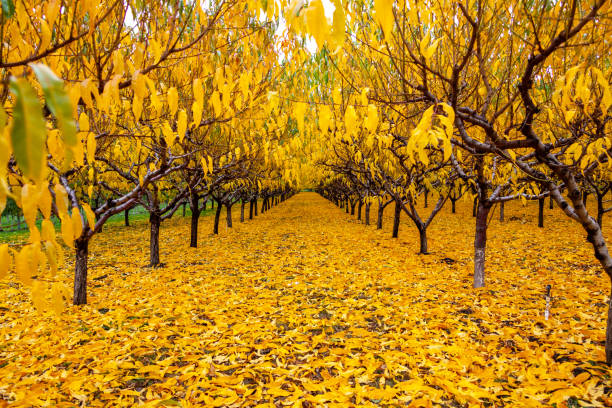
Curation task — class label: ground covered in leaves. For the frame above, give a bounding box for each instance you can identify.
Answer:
[0,193,611,407]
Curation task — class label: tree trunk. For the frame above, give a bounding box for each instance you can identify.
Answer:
[190,208,200,248]
[358,200,363,221]
[226,203,233,228]
[365,203,371,225]
[124,209,130,226]
[261,198,266,214]
[213,202,222,234]
[392,200,401,238]
[211,199,214,210]
[473,201,491,288]
[418,226,428,254]
[583,191,588,206]
[350,201,356,216]
[538,197,544,228]
[597,194,604,228]
[549,194,554,209]
[472,197,478,217]
[500,201,504,222]
[240,201,246,222]
[182,202,186,217]
[249,200,254,219]
[73,238,89,305]
[424,190,428,208]
[254,199,258,216]
[345,200,349,213]
[149,212,161,267]
[451,199,456,214]
[377,203,384,229]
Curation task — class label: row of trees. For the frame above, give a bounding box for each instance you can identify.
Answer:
[0,0,303,309]
[286,0,612,363]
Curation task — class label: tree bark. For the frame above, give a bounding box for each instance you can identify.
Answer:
[418,226,428,254]
[182,202,186,217]
[358,200,363,221]
[583,191,588,206]
[350,201,356,216]
[73,238,89,305]
[451,199,456,214]
[392,199,401,238]
[249,200,254,219]
[500,201,504,222]
[240,201,246,222]
[213,201,222,234]
[189,196,200,248]
[345,200,349,213]
[549,194,554,209]
[149,212,161,267]
[365,203,370,225]
[597,194,604,228]
[226,203,233,228]
[124,209,130,226]
[472,197,478,217]
[190,209,200,248]
[538,197,545,228]
[473,201,491,288]
[377,203,384,229]
[254,199,258,216]
[424,190,428,208]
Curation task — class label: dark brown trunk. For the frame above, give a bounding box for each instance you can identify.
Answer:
[124,209,130,226]
[473,201,491,288]
[254,199,258,216]
[249,200,254,219]
[213,202,222,234]
[583,191,588,206]
[472,197,478,217]
[424,190,428,208]
[392,200,401,238]
[149,212,161,266]
[240,201,245,222]
[500,201,504,222]
[377,204,384,229]
[451,199,456,214]
[226,203,233,228]
[549,194,554,209]
[73,238,89,305]
[538,197,544,228]
[190,208,200,248]
[357,200,363,221]
[365,203,371,225]
[597,194,604,228]
[261,198,266,214]
[418,226,428,254]
[345,200,349,213]
[350,201,356,216]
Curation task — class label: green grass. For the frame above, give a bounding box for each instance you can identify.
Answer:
[0,202,224,244]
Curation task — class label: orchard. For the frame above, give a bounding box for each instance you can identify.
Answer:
[0,0,611,406]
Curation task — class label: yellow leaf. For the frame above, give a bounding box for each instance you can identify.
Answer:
[168,87,178,116]
[0,244,10,280]
[82,203,96,230]
[71,210,83,240]
[374,0,394,39]
[60,214,74,247]
[177,110,187,142]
